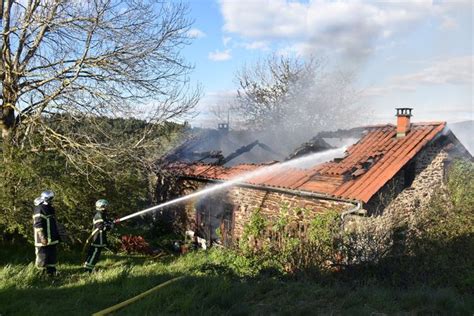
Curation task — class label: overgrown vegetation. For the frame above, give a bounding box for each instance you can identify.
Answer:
[397,159,474,288]
[238,206,342,274]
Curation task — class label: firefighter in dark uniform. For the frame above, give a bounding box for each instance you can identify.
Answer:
[33,190,61,276]
[83,199,113,272]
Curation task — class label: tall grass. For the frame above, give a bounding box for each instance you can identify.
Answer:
[0,246,473,315]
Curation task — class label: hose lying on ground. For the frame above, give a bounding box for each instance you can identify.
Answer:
[92,276,185,316]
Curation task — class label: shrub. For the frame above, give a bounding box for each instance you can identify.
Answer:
[238,205,342,274]
[239,208,268,255]
[398,160,474,288]
[120,235,153,255]
[447,159,474,209]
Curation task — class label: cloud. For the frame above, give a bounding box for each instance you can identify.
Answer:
[219,0,469,59]
[208,49,232,61]
[243,41,269,51]
[439,16,458,30]
[188,28,206,39]
[392,56,472,86]
[364,56,473,96]
[223,36,232,46]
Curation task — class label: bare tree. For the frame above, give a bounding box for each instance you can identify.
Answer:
[234,55,362,134]
[0,0,200,166]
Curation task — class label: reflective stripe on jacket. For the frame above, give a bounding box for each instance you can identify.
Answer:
[90,211,109,247]
[33,204,60,247]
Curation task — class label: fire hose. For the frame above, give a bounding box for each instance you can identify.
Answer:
[92,276,185,316]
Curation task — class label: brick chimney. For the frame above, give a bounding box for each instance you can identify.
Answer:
[396,108,412,138]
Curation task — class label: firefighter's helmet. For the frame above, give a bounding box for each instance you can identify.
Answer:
[40,190,55,203]
[96,199,109,211]
[34,197,43,206]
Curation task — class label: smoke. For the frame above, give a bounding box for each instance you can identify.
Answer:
[215,56,368,160]
[179,54,372,167]
[447,121,474,155]
[277,69,365,144]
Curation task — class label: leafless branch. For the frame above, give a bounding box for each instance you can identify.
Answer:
[1,0,200,170]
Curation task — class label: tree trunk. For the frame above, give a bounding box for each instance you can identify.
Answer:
[1,96,17,163]
[1,74,19,156]
[1,107,15,139]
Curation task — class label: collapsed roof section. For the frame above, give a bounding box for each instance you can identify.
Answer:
[168,122,464,203]
[162,128,286,166]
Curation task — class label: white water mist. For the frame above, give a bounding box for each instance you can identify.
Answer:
[116,147,347,223]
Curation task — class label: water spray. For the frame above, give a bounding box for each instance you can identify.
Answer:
[114,147,347,224]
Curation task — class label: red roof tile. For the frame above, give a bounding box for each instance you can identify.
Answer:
[170,122,447,203]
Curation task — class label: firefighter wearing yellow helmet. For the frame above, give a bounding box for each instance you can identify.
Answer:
[83,199,114,272]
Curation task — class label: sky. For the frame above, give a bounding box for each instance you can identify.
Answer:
[181,0,473,128]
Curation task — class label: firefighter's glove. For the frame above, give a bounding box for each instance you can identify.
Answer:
[104,221,114,232]
[39,232,48,246]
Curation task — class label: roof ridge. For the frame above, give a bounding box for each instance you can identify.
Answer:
[411,121,446,126]
[359,121,446,129]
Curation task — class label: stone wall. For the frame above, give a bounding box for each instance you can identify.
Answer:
[366,140,449,216]
[228,186,351,240]
[177,179,353,242]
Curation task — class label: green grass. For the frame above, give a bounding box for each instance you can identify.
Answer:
[0,245,473,315]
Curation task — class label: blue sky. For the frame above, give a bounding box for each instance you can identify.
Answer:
[181,0,473,127]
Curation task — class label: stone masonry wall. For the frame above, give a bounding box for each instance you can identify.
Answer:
[382,141,448,214]
[228,187,351,240]
[178,179,353,241]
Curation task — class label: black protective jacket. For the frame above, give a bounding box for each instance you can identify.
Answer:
[90,211,111,247]
[33,203,60,247]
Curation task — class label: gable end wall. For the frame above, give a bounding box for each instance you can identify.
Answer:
[366,140,449,215]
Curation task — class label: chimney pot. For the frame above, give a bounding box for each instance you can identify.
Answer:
[396,107,412,138]
[218,122,229,134]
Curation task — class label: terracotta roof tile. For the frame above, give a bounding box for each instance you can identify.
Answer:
[170,122,447,203]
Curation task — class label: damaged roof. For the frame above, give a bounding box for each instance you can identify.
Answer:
[163,128,286,166]
[169,122,449,203]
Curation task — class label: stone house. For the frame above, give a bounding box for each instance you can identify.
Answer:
[165,108,471,245]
